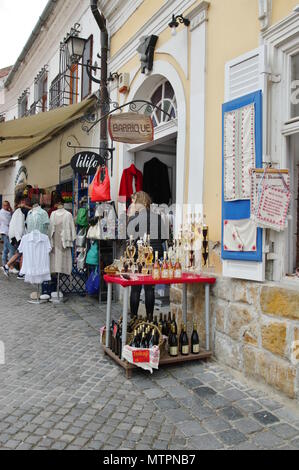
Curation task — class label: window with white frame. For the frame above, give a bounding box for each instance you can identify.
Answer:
[34,67,48,113]
[150,80,177,128]
[18,91,29,118]
[265,10,299,280]
[291,52,299,119]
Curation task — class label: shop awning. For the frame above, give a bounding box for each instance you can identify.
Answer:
[0,96,97,161]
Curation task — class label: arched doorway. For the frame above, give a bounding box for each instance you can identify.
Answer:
[119,60,187,212]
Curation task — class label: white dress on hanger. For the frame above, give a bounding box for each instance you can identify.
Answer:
[19,230,52,284]
[49,208,76,275]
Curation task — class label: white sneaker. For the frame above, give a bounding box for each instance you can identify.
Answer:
[9,268,19,275]
[1,265,9,277]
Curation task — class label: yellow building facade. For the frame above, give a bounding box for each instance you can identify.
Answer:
[1,0,299,400]
[105,0,299,400]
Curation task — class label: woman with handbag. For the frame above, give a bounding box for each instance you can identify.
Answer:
[127,191,166,322]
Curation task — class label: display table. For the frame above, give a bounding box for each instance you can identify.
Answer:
[103,273,216,378]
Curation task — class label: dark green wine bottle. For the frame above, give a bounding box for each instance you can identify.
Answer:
[172,313,178,335]
[191,323,200,354]
[169,325,178,357]
[130,329,140,348]
[141,332,149,349]
[181,325,189,356]
[179,323,184,353]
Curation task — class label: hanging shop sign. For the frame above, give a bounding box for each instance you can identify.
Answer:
[108,113,154,144]
[71,152,104,176]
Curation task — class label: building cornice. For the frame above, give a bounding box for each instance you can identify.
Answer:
[187,1,210,31]
[100,0,144,36]
[108,0,199,72]
[262,10,299,46]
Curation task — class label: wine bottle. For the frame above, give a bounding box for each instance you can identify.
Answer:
[153,328,160,346]
[118,327,122,359]
[179,323,184,354]
[162,315,168,336]
[167,312,172,335]
[161,252,169,279]
[174,257,182,279]
[168,258,174,279]
[181,325,189,356]
[148,329,155,349]
[141,332,149,349]
[131,330,140,348]
[169,324,178,357]
[153,315,158,327]
[115,325,120,356]
[172,313,178,335]
[152,251,161,280]
[191,323,200,354]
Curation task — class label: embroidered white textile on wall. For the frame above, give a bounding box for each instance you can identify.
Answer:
[223,219,257,252]
[224,103,256,201]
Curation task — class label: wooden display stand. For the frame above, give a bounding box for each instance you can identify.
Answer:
[103,273,216,379]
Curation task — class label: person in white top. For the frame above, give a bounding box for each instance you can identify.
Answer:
[1,195,31,278]
[0,201,16,269]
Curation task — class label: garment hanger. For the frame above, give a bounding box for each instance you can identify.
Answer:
[129,163,137,172]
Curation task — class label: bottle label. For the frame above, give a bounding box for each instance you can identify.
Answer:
[192,344,200,353]
[174,270,182,278]
[161,271,169,279]
[169,346,178,356]
[153,269,160,279]
[182,345,189,355]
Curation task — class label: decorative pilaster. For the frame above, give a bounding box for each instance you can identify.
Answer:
[187,1,210,32]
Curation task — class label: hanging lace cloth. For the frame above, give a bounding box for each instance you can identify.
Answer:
[224,103,256,201]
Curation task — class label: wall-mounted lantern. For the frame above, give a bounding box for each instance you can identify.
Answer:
[168,14,190,36]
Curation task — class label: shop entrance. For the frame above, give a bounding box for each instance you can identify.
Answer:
[134,135,177,205]
[128,132,178,314]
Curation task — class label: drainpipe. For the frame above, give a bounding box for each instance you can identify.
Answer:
[90,0,109,148]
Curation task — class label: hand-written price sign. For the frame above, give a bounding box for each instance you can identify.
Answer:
[132,350,150,364]
[71,152,104,176]
[108,113,154,144]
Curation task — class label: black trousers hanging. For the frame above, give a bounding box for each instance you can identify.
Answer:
[130,285,155,320]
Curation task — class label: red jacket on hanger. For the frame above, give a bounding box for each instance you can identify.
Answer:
[119,164,143,200]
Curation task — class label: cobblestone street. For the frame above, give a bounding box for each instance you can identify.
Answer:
[0,276,299,451]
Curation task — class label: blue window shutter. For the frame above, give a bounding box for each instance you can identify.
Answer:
[222,47,267,281]
[222,91,263,263]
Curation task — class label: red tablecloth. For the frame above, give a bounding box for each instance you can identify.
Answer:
[104,273,216,288]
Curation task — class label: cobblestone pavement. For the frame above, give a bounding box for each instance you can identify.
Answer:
[0,276,299,450]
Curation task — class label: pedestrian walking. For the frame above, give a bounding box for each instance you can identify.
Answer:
[0,200,16,271]
[1,195,31,278]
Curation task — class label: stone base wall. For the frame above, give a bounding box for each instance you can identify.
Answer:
[171,278,299,401]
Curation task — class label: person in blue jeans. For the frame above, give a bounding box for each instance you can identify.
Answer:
[0,201,16,268]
